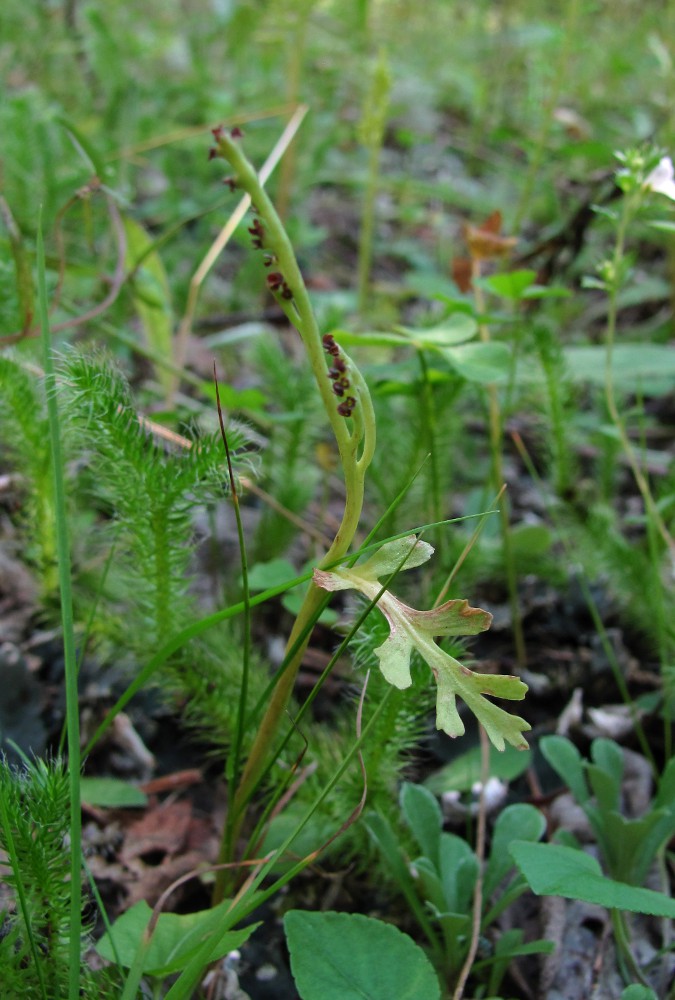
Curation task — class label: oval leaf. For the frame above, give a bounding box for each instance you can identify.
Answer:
[284,910,441,1000]
[444,341,511,383]
[510,842,675,917]
[80,776,147,808]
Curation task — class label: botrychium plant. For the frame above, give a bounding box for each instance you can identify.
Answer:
[207,127,530,840]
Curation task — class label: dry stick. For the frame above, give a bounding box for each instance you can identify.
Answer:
[452,724,490,1000]
[110,104,300,161]
[172,104,309,380]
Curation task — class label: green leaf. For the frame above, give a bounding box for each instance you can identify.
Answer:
[478,269,537,300]
[397,314,478,349]
[96,899,258,976]
[654,756,675,812]
[439,833,478,913]
[284,910,441,1000]
[443,341,512,383]
[484,804,546,899]
[540,735,589,805]
[247,558,297,592]
[647,219,675,233]
[314,537,530,751]
[510,842,675,917]
[80,777,147,808]
[564,344,675,395]
[621,986,658,1000]
[586,764,621,816]
[511,524,552,563]
[412,856,447,913]
[400,783,442,868]
[591,738,624,788]
[333,328,411,348]
[364,811,435,935]
[334,316,478,354]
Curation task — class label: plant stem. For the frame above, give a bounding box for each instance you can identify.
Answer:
[603,189,675,751]
[604,194,675,560]
[37,217,82,1000]
[211,131,376,900]
[473,264,527,668]
[357,49,391,318]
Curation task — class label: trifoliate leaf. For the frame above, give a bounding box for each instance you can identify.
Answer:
[314,537,530,751]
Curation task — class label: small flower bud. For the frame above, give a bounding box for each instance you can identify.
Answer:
[230,126,243,139]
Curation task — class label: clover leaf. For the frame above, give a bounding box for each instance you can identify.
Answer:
[314,536,530,750]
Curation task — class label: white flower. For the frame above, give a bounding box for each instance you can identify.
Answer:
[644,156,675,201]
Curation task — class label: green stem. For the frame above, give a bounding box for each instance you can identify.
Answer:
[604,195,674,558]
[473,266,527,668]
[604,190,675,753]
[37,217,82,1000]
[211,131,376,899]
[418,350,441,530]
[357,49,391,318]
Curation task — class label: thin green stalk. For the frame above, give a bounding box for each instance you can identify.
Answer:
[473,267,527,668]
[418,350,442,533]
[611,909,650,986]
[37,217,82,1000]
[214,371,253,899]
[603,193,674,559]
[356,49,391,318]
[211,129,376,853]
